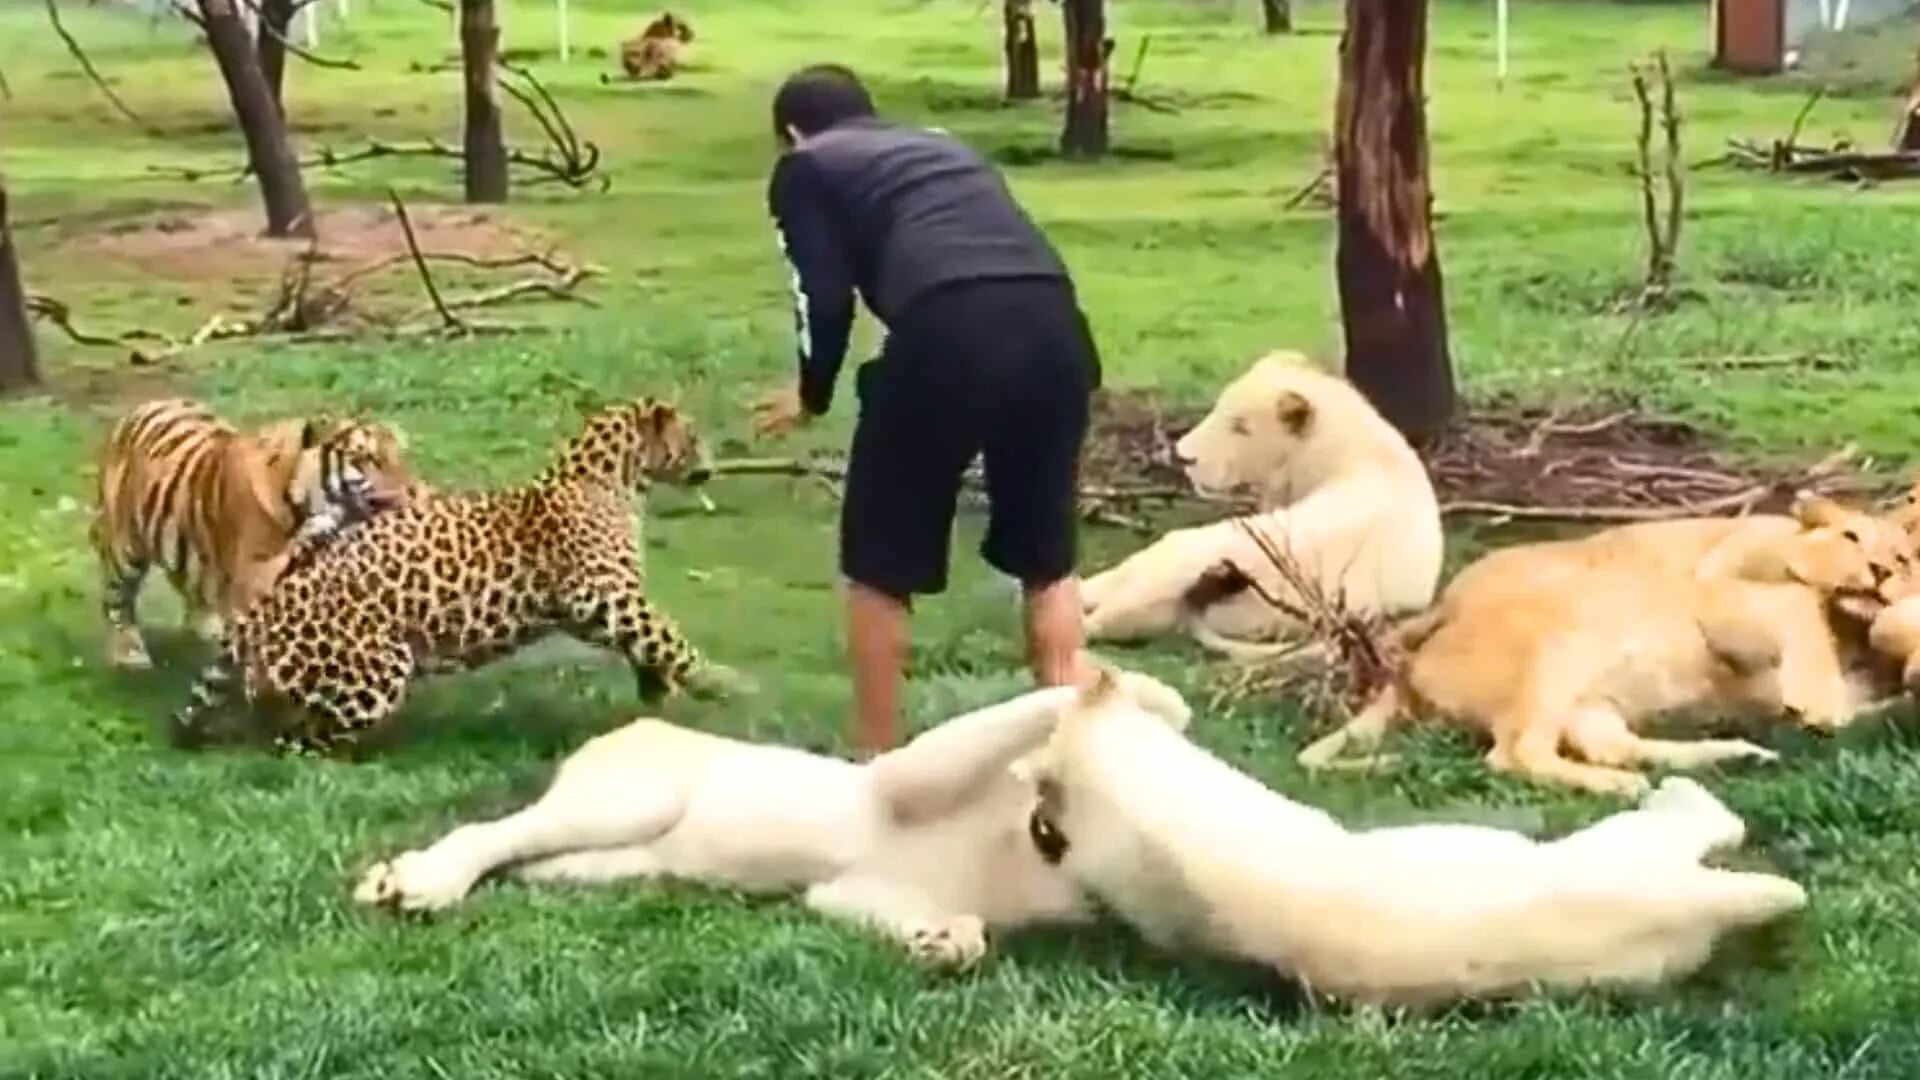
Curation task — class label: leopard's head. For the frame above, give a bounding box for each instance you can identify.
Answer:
[563,397,711,491]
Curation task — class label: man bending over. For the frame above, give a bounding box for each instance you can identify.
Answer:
[753,64,1100,755]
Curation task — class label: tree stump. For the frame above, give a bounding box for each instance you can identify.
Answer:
[1004,0,1040,102]
[1060,0,1109,159]
[461,0,509,204]
[197,0,314,238]
[1334,0,1454,445]
[0,182,40,394]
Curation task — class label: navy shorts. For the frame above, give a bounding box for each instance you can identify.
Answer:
[841,278,1101,599]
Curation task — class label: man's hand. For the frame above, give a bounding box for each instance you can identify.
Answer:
[750,385,808,439]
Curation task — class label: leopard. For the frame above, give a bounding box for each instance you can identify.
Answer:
[167,397,739,756]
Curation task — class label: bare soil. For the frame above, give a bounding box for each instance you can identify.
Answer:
[61,203,542,284]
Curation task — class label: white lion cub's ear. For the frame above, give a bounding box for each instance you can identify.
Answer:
[1276,390,1313,435]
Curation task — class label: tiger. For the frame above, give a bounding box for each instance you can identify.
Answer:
[91,398,422,670]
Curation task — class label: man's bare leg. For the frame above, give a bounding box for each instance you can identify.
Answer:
[847,580,911,755]
[1024,575,1089,687]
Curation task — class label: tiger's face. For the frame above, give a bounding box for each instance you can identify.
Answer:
[265,416,424,526]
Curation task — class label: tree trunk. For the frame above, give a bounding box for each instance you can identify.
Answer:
[1059,0,1109,159]
[256,0,293,113]
[1897,49,1920,152]
[460,0,509,204]
[1262,0,1292,34]
[0,182,40,394]
[197,0,314,238]
[1004,0,1040,102]
[1333,0,1454,445]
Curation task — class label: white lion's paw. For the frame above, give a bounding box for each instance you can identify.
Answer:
[906,914,987,970]
[352,850,471,912]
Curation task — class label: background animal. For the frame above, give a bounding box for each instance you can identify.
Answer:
[1027,666,1807,1007]
[166,398,735,756]
[621,13,694,81]
[1078,352,1442,657]
[1301,498,1911,796]
[355,671,1192,969]
[91,398,418,670]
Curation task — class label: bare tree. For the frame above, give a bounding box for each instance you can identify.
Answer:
[1004,0,1040,102]
[0,181,40,393]
[1262,0,1292,34]
[1060,0,1109,159]
[1333,0,1454,444]
[197,0,315,237]
[460,0,509,203]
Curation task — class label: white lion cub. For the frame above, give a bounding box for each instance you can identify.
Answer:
[1025,667,1808,1007]
[354,671,1192,968]
[1080,352,1442,657]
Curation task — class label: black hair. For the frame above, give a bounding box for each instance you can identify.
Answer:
[772,64,877,142]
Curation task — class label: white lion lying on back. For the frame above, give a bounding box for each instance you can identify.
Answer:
[353,671,1191,968]
[1026,666,1808,1007]
[1080,352,1443,657]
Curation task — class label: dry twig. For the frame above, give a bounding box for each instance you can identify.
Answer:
[1201,520,1396,718]
[1628,51,1684,308]
[44,0,162,137]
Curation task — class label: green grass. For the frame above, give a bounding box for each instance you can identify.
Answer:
[6,0,1920,1075]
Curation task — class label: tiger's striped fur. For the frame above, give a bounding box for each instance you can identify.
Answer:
[92,398,421,669]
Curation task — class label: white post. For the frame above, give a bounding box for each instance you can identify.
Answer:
[1495,0,1509,88]
[1832,0,1852,30]
[558,0,570,62]
[303,0,320,48]
[336,0,349,19]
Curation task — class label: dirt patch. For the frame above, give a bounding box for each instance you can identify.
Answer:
[1078,388,1883,517]
[62,203,544,285]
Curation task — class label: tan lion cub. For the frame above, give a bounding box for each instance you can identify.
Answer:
[355,671,1190,968]
[1299,495,1906,797]
[1025,665,1807,1008]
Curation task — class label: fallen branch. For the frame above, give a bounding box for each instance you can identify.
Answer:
[170,135,608,191]
[27,293,250,365]
[386,188,466,334]
[426,264,599,317]
[709,455,1190,528]
[45,0,163,137]
[1440,486,1767,523]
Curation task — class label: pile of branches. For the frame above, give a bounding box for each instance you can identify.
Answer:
[1199,520,1398,720]
[29,192,600,363]
[1718,87,1920,182]
[1427,401,1874,523]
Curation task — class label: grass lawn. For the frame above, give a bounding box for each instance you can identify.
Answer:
[5,0,1920,1075]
